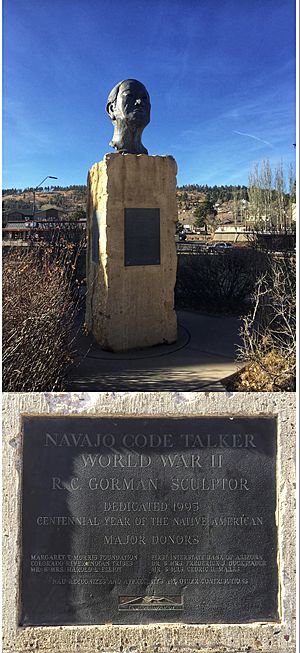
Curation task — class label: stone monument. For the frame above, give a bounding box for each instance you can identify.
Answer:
[85,79,177,351]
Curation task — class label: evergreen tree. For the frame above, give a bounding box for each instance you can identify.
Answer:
[194,201,217,231]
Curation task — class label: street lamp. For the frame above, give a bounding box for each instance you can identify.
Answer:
[32,176,58,216]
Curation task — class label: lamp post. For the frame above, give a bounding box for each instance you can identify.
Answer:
[32,176,58,216]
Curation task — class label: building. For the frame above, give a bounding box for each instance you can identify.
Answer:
[2,205,66,228]
[2,218,86,243]
[213,225,250,243]
[35,205,66,220]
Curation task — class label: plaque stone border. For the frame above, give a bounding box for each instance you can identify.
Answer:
[2,392,296,653]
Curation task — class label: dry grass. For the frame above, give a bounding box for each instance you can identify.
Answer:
[3,236,84,391]
[229,348,295,392]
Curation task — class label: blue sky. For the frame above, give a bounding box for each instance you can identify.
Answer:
[3,0,296,189]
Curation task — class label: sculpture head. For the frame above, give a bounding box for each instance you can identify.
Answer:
[106,79,151,154]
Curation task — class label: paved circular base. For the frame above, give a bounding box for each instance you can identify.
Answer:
[85,323,190,361]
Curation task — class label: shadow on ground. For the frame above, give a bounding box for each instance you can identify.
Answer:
[66,311,242,392]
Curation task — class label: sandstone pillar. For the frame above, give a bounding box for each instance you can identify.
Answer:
[85,153,178,351]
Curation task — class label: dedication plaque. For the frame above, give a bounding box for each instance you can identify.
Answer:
[21,417,278,626]
[124,208,160,266]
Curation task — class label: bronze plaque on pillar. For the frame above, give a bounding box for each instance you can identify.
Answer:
[20,416,278,626]
[124,208,160,266]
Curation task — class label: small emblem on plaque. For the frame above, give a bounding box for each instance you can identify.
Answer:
[118,595,183,611]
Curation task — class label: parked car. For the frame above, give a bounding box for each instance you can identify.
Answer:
[175,231,187,242]
[208,242,233,251]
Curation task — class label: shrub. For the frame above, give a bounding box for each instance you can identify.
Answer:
[176,249,267,314]
[3,235,84,391]
[227,254,296,391]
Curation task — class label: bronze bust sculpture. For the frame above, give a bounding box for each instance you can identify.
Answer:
[106,79,151,155]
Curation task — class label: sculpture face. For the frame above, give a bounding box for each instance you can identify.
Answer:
[106,79,151,154]
[110,80,150,128]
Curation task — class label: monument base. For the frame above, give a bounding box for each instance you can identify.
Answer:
[85,153,178,352]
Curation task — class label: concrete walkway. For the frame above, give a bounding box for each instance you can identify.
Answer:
[66,311,242,392]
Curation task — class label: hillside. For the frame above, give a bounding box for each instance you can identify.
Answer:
[2,187,86,218]
[3,184,248,226]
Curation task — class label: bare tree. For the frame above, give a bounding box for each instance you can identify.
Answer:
[247,159,294,234]
[260,159,273,229]
[232,187,239,225]
[247,163,261,225]
[274,160,286,231]
[288,163,296,228]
